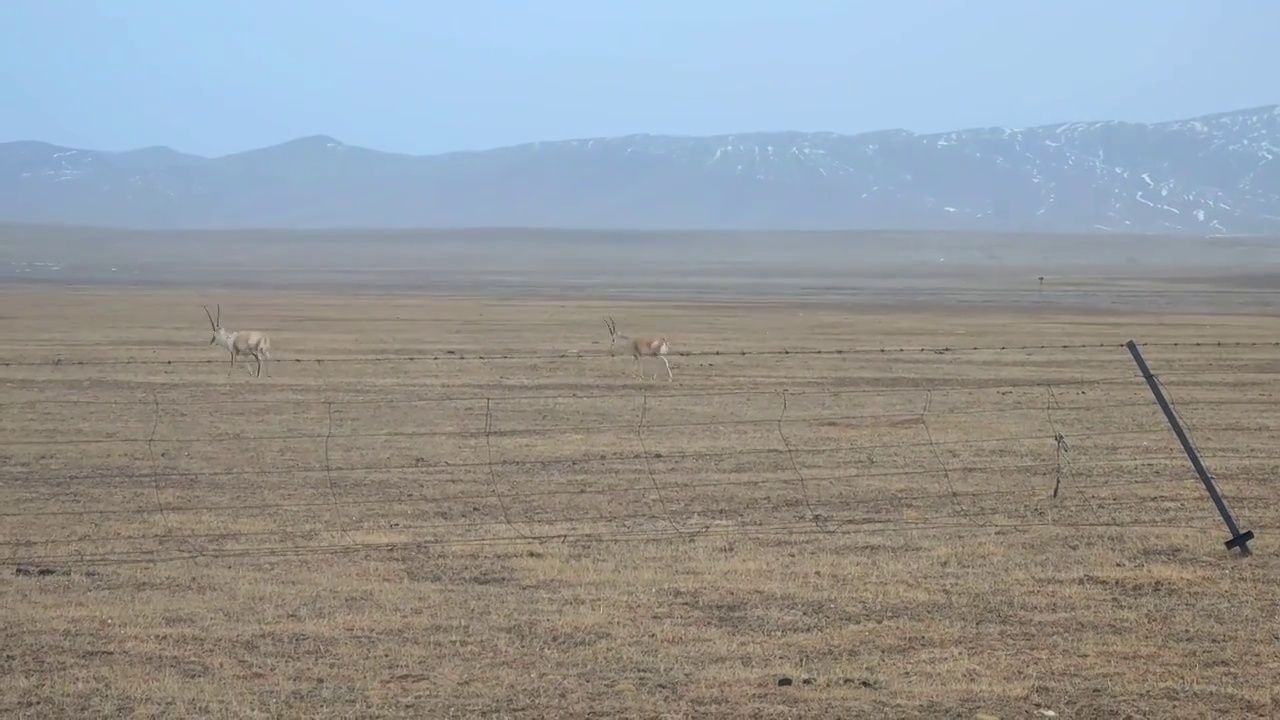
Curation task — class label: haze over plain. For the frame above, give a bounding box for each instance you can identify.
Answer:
[1,2,1277,301]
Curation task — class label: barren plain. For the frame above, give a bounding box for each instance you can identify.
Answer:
[3,230,1280,717]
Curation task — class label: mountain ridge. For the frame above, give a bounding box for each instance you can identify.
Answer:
[3,104,1278,234]
[16,103,1277,160]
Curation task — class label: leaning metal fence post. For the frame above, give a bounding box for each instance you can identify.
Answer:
[1125,340,1254,556]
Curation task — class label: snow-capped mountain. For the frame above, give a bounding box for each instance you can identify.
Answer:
[2,105,1278,234]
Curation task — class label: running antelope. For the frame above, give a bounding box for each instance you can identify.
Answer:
[203,304,272,377]
[604,316,672,381]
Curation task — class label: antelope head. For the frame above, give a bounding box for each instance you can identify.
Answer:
[204,304,232,348]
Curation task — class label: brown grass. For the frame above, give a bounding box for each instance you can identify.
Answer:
[2,284,1280,718]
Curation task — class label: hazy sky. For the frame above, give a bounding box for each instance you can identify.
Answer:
[1,1,1274,157]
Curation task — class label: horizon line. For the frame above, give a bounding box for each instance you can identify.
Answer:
[0,220,1272,242]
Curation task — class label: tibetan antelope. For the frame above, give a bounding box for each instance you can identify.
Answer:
[604,316,672,381]
[203,304,272,377]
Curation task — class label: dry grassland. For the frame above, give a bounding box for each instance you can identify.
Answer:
[2,285,1280,718]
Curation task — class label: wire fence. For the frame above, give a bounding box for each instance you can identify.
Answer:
[2,341,1274,568]
[3,339,1280,367]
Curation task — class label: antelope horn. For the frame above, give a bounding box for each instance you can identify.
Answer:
[203,305,216,329]
[215,304,221,327]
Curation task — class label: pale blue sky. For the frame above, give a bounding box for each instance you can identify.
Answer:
[1,1,1274,157]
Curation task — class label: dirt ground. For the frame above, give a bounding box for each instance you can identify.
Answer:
[2,283,1280,718]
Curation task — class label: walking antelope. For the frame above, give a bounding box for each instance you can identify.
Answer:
[604,316,673,381]
[204,304,272,377]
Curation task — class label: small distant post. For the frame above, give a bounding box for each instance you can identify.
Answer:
[1125,340,1254,556]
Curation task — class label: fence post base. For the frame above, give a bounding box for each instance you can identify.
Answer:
[1225,530,1255,555]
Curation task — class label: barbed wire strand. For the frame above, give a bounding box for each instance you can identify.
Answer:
[1,494,1200,557]
[0,373,1148,408]
[0,425,1195,487]
[6,392,1280,414]
[1,397,1167,447]
[3,454,1252,528]
[9,339,1280,368]
[6,509,1227,570]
